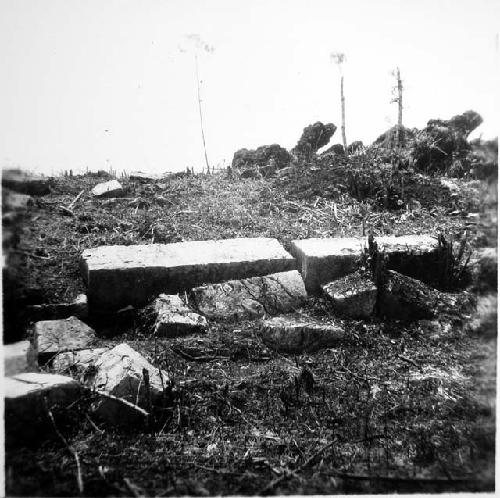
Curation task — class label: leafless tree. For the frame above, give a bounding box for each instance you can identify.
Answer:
[330,52,347,150]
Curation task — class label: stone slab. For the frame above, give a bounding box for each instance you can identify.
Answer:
[81,238,296,311]
[34,316,96,363]
[260,315,345,353]
[90,343,170,425]
[290,235,438,293]
[4,340,38,376]
[150,294,207,337]
[91,179,124,198]
[322,271,377,319]
[192,270,307,321]
[4,373,81,447]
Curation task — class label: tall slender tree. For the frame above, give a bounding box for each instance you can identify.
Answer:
[391,67,404,146]
[330,52,347,150]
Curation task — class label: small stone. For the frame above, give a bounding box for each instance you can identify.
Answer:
[91,179,124,198]
[260,315,345,353]
[192,270,307,321]
[322,271,377,319]
[4,373,81,447]
[89,343,170,425]
[149,294,207,337]
[34,316,96,363]
[4,340,38,376]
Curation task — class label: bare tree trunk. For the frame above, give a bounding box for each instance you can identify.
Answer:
[396,67,403,146]
[340,75,347,150]
[195,54,210,171]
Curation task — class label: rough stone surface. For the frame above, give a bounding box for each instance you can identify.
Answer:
[232,145,292,175]
[2,188,34,213]
[290,235,438,293]
[292,122,337,159]
[34,316,96,363]
[81,238,296,311]
[4,340,38,376]
[91,179,124,198]
[26,294,88,322]
[260,315,345,353]
[89,343,170,425]
[192,270,307,321]
[2,169,51,195]
[148,294,208,337]
[322,271,377,319]
[52,348,109,377]
[4,373,81,447]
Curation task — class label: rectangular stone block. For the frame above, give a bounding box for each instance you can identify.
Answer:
[80,238,297,311]
[290,235,438,293]
[4,340,38,376]
[4,373,81,447]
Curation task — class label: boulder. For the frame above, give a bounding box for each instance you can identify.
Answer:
[89,343,170,425]
[232,145,292,175]
[260,315,345,353]
[322,271,377,319]
[2,169,51,195]
[191,270,307,321]
[4,373,81,447]
[34,316,96,364]
[292,122,337,159]
[146,294,208,337]
[91,179,124,198]
[4,340,38,376]
[290,235,439,293]
[80,238,296,312]
[26,294,88,322]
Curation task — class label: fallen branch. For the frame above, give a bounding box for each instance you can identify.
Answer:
[95,390,149,417]
[11,249,51,260]
[67,189,85,210]
[58,205,75,216]
[44,398,84,495]
[397,354,420,369]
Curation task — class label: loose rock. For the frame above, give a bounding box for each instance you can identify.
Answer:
[4,340,38,376]
[322,271,377,319]
[34,316,96,363]
[232,145,292,175]
[192,270,307,321]
[4,373,81,447]
[260,315,345,353]
[292,122,337,159]
[51,348,109,378]
[91,179,124,198]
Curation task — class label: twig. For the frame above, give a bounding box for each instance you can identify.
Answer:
[67,189,85,210]
[44,398,84,495]
[95,390,149,417]
[85,413,104,433]
[11,249,51,260]
[123,477,146,498]
[397,354,420,369]
[58,205,75,216]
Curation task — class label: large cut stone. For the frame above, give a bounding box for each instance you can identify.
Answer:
[27,294,88,322]
[322,271,377,319]
[260,315,345,353]
[81,238,296,311]
[147,294,207,337]
[290,235,439,293]
[4,373,81,447]
[191,270,307,321]
[4,340,38,376]
[2,169,51,196]
[89,343,170,425]
[52,348,109,378]
[34,316,96,363]
[91,179,124,198]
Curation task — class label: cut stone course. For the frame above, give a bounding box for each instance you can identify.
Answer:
[88,343,170,425]
[4,340,38,376]
[192,270,307,321]
[322,271,377,319]
[34,316,96,363]
[27,293,88,322]
[148,294,208,337]
[4,373,81,447]
[81,238,296,311]
[91,179,124,198]
[260,315,345,353]
[290,235,439,293]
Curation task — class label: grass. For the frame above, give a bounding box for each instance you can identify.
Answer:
[3,160,497,496]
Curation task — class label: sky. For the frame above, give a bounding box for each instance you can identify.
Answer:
[0,0,498,175]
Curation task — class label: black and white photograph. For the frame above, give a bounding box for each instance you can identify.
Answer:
[1,0,498,495]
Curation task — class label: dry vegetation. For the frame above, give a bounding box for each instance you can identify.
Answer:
[4,157,497,496]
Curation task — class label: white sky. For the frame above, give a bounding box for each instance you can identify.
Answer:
[0,0,498,175]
